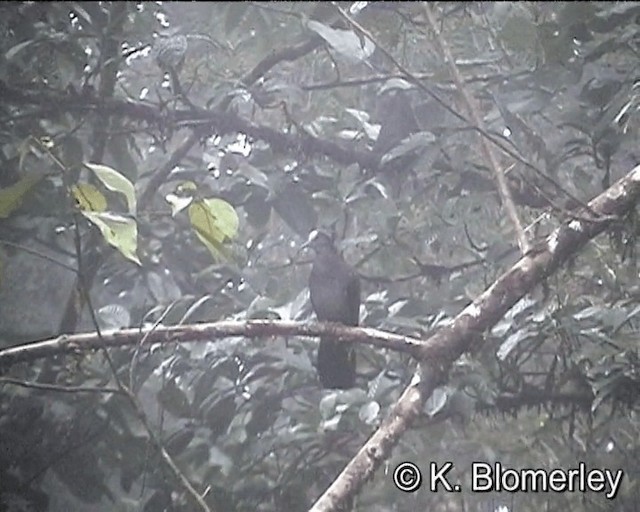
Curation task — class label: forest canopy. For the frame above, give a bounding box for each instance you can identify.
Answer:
[1,2,640,511]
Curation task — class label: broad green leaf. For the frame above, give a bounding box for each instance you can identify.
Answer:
[84,162,136,213]
[82,211,141,265]
[193,228,228,261]
[0,175,42,218]
[188,198,239,261]
[190,198,239,240]
[72,183,107,212]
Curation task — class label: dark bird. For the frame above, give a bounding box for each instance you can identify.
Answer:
[304,231,360,389]
[371,85,421,197]
[372,86,420,159]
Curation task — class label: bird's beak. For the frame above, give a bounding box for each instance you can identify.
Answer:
[298,239,311,255]
[298,229,318,254]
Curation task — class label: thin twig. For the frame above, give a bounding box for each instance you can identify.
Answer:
[423,4,528,253]
[332,4,593,221]
[0,377,123,395]
[0,239,77,273]
[138,130,202,210]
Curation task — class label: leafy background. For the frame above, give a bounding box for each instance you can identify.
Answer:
[1,2,640,511]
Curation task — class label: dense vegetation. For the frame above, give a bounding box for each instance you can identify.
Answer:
[1,2,640,511]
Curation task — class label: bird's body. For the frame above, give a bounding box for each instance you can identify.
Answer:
[153,34,188,71]
[307,231,360,389]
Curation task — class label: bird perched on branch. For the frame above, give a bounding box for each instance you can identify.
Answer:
[152,32,224,99]
[153,33,189,98]
[153,33,189,72]
[153,32,224,72]
[304,231,360,389]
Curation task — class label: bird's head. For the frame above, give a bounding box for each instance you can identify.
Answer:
[300,229,335,255]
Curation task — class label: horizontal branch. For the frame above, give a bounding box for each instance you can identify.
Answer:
[0,377,123,395]
[0,320,423,369]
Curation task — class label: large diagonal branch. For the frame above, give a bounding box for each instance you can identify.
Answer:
[309,164,640,512]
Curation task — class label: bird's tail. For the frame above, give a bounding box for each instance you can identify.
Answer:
[317,337,356,389]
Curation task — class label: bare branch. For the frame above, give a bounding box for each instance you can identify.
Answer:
[0,377,123,395]
[138,130,202,209]
[423,4,528,253]
[0,321,423,368]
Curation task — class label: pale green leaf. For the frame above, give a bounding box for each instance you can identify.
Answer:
[203,198,239,239]
[82,211,140,265]
[188,198,239,261]
[72,183,107,212]
[85,162,136,213]
[165,193,194,217]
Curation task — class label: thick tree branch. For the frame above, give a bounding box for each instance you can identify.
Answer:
[0,77,580,217]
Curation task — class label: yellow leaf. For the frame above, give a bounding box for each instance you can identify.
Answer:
[188,198,239,261]
[72,183,107,212]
